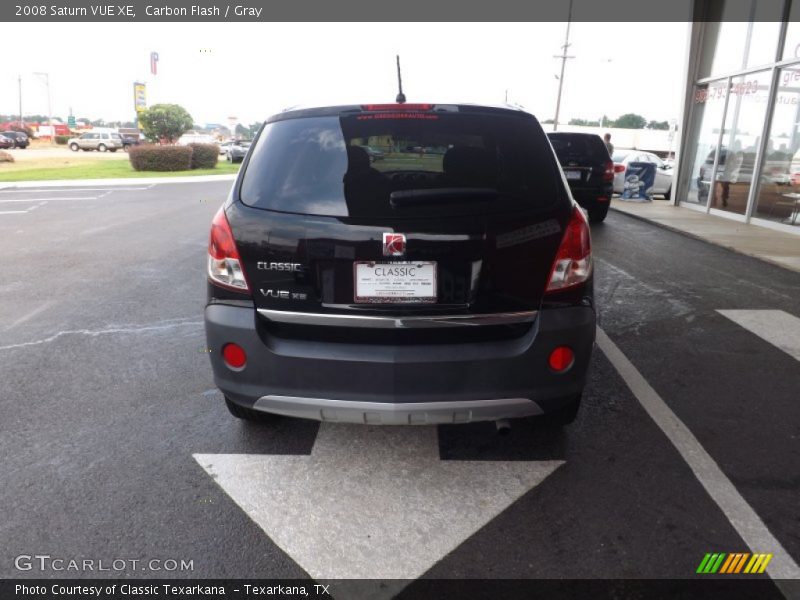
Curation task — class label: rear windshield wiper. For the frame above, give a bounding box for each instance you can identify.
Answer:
[389,187,498,207]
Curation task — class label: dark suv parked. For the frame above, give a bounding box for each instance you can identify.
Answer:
[1,131,30,149]
[547,132,613,223]
[205,103,596,428]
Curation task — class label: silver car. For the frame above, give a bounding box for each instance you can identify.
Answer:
[612,150,674,198]
[68,132,124,152]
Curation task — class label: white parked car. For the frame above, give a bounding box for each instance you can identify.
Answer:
[612,150,674,198]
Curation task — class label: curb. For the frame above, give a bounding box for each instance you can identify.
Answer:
[610,206,800,274]
[0,174,237,189]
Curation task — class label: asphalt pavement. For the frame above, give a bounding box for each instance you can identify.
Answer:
[0,181,798,597]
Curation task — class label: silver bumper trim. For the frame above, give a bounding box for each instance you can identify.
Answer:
[256,308,538,329]
[253,395,542,424]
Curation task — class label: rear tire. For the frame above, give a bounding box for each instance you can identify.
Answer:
[588,204,609,223]
[98,144,107,152]
[224,396,275,423]
[538,393,582,428]
[69,143,79,151]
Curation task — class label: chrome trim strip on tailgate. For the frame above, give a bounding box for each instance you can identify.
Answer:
[254,395,542,424]
[256,309,538,329]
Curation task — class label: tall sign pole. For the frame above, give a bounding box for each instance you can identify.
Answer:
[133,82,147,131]
[552,0,574,131]
[18,75,23,129]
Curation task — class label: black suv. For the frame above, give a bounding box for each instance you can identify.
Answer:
[1,131,30,149]
[547,132,613,223]
[205,103,596,428]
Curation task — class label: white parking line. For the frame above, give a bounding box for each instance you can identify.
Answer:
[0,197,98,203]
[0,187,152,193]
[596,327,800,585]
[0,201,47,215]
[717,310,800,362]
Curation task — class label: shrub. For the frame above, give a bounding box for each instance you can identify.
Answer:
[128,144,192,172]
[55,135,70,145]
[188,143,219,169]
[0,150,14,163]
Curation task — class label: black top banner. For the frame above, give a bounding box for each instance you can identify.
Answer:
[0,0,794,22]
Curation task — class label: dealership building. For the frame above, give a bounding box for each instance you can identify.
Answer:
[676,0,800,234]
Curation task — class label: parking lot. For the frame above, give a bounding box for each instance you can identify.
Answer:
[0,180,798,596]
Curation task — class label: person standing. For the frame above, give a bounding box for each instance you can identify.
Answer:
[604,133,614,157]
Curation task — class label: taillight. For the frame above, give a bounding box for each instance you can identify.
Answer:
[603,161,614,182]
[546,206,592,293]
[362,103,434,111]
[208,207,250,292]
[614,164,626,173]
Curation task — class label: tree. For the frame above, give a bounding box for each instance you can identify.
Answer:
[247,122,263,137]
[647,120,670,130]
[138,104,194,144]
[614,113,647,129]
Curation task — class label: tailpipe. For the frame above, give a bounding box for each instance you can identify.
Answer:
[495,419,511,435]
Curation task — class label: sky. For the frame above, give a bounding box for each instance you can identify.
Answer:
[0,21,690,127]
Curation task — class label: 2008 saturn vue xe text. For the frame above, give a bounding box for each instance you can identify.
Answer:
[204,102,596,427]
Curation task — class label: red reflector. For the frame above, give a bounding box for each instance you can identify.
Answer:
[548,346,575,372]
[597,196,609,202]
[222,343,247,369]
[614,164,626,173]
[362,103,434,111]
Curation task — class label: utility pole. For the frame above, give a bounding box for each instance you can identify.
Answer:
[552,0,574,131]
[34,72,53,144]
[18,75,23,129]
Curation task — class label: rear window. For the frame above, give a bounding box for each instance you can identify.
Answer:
[239,111,563,218]
[548,134,609,162]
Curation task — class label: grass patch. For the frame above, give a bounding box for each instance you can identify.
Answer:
[0,157,239,182]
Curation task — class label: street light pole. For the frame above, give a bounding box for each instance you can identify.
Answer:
[552,0,574,132]
[34,72,53,144]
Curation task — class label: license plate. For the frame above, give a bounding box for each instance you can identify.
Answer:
[354,261,437,303]
[564,170,581,181]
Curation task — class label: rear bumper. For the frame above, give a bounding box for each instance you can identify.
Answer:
[569,185,613,208]
[205,303,596,423]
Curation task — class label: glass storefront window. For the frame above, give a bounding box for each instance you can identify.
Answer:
[699,2,782,78]
[713,70,772,216]
[746,22,780,68]
[783,0,800,60]
[754,66,800,226]
[700,22,749,78]
[684,80,728,206]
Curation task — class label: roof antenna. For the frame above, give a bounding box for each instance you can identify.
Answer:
[395,55,406,104]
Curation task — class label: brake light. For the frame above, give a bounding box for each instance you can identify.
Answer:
[361,104,434,111]
[603,161,614,182]
[208,207,250,292]
[614,164,626,173]
[546,207,592,293]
